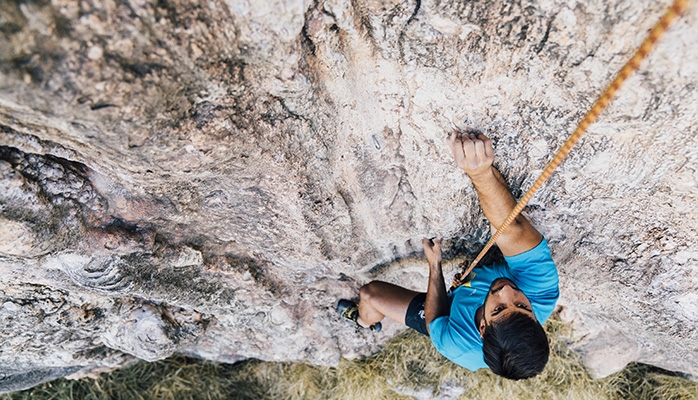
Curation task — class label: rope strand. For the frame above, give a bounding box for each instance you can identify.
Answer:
[452,0,690,290]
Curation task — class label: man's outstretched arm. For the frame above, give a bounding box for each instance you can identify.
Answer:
[423,237,448,334]
[448,131,543,256]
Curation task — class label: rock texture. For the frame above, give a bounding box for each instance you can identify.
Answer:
[1,0,697,391]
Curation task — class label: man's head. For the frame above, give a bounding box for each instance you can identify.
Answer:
[478,278,549,380]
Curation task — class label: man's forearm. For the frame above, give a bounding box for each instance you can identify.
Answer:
[469,167,518,229]
[424,261,449,334]
[468,167,542,256]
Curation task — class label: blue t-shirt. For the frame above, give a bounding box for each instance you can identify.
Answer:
[428,238,559,371]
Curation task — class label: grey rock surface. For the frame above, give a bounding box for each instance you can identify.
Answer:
[1,0,697,390]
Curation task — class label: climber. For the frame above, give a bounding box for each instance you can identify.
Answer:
[337,130,559,380]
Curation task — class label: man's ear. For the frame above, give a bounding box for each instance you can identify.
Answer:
[479,317,486,338]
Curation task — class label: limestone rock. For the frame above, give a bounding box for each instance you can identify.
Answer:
[1,0,697,391]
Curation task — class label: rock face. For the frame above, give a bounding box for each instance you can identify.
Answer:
[1,0,697,391]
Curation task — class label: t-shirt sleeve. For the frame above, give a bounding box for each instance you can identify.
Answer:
[429,315,488,371]
[504,238,559,296]
[428,315,456,354]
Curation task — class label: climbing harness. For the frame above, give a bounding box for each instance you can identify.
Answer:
[452,0,691,290]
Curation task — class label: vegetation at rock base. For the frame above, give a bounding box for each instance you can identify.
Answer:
[4,317,697,400]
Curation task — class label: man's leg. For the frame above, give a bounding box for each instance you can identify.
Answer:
[356,281,421,328]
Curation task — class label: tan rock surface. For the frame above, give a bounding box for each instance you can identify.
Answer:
[1,0,697,391]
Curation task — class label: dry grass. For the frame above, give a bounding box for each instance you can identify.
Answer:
[4,317,697,400]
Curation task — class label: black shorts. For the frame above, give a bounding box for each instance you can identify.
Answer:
[405,293,429,336]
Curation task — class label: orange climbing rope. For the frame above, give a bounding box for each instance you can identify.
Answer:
[451,0,690,290]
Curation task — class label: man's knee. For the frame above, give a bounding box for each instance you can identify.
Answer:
[359,281,383,303]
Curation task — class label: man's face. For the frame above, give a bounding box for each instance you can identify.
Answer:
[479,278,536,333]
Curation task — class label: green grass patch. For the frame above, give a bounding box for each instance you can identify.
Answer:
[4,317,697,400]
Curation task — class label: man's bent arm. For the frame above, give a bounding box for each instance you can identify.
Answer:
[470,167,542,256]
[423,238,448,334]
[448,132,542,256]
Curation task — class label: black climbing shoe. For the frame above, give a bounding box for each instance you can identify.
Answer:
[337,299,382,332]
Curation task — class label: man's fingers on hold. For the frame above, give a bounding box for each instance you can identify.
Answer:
[484,139,494,158]
[474,139,486,156]
[463,139,476,160]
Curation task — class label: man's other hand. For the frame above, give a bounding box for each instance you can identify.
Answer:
[422,237,442,268]
[448,131,494,179]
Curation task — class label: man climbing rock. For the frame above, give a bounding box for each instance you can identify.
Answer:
[338,130,559,380]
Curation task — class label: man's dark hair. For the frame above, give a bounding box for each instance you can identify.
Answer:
[482,311,550,380]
